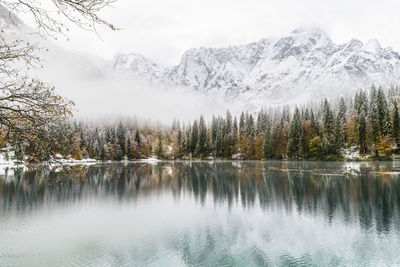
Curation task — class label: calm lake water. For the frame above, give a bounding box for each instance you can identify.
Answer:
[1,161,400,266]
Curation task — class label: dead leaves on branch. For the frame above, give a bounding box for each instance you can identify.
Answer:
[1,0,118,39]
[0,0,116,161]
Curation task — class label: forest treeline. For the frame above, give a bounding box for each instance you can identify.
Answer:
[7,85,400,162]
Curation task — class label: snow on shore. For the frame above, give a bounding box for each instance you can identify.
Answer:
[139,157,162,164]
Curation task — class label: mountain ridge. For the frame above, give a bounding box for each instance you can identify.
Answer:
[105,27,400,105]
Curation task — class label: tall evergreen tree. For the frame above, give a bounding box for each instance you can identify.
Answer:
[127,138,134,160]
[216,126,224,157]
[338,97,347,124]
[116,122,126,156]
[358,111,367,154]
[377,88,392,136]
[232,116,238,149]
[287,108,303,159]
[134,128,141,147]
[322,99,337,155]
[239,112,245,140]
[191,120,199,154]
[177,125,183,156]
[198,115,207,156]
[393,101,400,146]
[263,126,272,159]
[156,135,163,159]
[211,116,218,145]
[310,110,319,138]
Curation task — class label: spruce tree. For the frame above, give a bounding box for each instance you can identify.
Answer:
[127,138,134,160]
[239,112,245,140]
[216,127,223,157]
[191,120,199,155]
[185,126,192,154]
[393,101,400,146]
[134,128,141,157]
[287,108,303,159]
[177,126,183,156]
[310,110,319,137]
[338,97,347,124]
[100,140,106,161]
[134,128,141,148]
[370,99,380,154]
[358,111,367,154]
[246,114,255,139]
[322,99,336,155]
[156,136,163,159]
[377,88,392,136]
[262,126,272,159]
[211,116,218,145]
[116,122,126,156]
[198,116,207,156]
[232,116,238,149]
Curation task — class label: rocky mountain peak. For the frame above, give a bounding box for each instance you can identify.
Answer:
[103,28,400,107]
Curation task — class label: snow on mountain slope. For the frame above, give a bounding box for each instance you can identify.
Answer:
[107,52,167,82]
[106,27,400,106]
[2,3,399,112]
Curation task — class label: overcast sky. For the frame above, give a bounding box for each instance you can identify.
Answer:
[15,0,400,120]
[50,0,400,66]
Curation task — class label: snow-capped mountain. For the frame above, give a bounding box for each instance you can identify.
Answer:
[2,1,400,109]
[106,27,400,105]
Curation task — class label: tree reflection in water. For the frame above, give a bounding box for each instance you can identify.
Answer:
[1,161,400,235]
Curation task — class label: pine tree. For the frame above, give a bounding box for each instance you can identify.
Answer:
[287,108,303,159]
[225,110,232,135]
[177,125,183,156]
[322,99,336,155]
[191,120,199,155]
[370,95,380,152]
[310,110,319,138]
[216,126,223,157]
[211,116,218,146]
[393,101,400,146]
[334,115,345,150]
[198,115,207,156]
[224,111,233,157]
[232,116,238,151]
[377,88,392,136]
[358,111,367,154]
[245,114,255,139]
[127,138,134,160]
[134,128,141,148]
[156,135,163,159]
[116,122,126,156]
[323,99,334,136]
[239,112,245,141]
[338,97,347,124]
[185,125,191,154]
[245,114,255,158]
[256,111,264,136]
[262,126,272,159]
[100,140,106,161]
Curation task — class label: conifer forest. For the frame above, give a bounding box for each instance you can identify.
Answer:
[14,85,399,162]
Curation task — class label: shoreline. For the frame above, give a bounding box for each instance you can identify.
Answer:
[0,157,398,169]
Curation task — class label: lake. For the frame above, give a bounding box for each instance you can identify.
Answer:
[1,161,400,266]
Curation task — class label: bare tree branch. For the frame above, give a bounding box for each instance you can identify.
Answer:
[0,0,117,161]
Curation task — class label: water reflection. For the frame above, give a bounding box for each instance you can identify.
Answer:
[1,161,400,235]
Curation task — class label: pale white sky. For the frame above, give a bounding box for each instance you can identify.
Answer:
[26,0,400,65]
[15,0,400,120]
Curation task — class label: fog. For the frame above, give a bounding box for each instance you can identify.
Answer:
[35,47,234,123]
[58,79,230,123]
